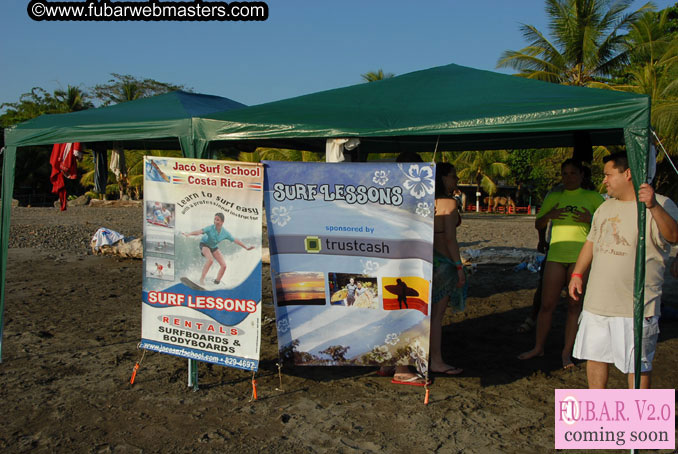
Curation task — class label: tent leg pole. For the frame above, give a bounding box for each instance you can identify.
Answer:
[188,359,199,390]
[0,146,17,363]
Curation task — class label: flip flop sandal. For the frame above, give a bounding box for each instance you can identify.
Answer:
[430,366,463,376]
[391,374,431,387]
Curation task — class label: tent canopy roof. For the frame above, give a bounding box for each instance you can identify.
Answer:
[198,63,650,152]
[4,90,246,149]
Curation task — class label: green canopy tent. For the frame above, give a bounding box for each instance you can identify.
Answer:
[195,63,652,388]
[0,90,246,360]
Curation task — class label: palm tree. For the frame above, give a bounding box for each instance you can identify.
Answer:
[611,9,678,198]
[235,147,323,162]
[614,11,678,145]
[453,150,511,209]
[361,69,395,82]
[92,73,183,105]
[125,150,182,198]
[79,149,183,199]
[53,85,93,112]
[497,0,652,86]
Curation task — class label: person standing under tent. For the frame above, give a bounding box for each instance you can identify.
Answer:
[183,213,254,286]
[569,152,678,389]
[515,166,596,334]
[390,162,466,385]
[429,162,466,375]
[519,159,604,369]
[516,225,549,333]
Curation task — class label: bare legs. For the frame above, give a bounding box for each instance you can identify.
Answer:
[587,361,651,389]
[586,360,609,389]
[627,372,651,389]
[519,261,584,368]
[562,291,582,368]
[199,247,227,285]
[389,294,461,381]
[199,247,213,284]
[429,295,462,374]
[213,250,227,283]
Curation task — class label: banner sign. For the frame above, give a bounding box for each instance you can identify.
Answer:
[141,157,263,371]
[264,161,434,369]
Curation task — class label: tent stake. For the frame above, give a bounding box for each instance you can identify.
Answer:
[275,361,284,391]
[249,371,258,402]
[129,347,146,385]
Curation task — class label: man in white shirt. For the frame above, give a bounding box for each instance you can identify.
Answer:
[569,152,678,389]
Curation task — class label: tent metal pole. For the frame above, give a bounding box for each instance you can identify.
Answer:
[0,146,17,363]
[623,128,649,393]
[188,359,199,390]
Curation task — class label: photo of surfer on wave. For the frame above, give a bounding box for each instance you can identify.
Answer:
[182,212,255,286]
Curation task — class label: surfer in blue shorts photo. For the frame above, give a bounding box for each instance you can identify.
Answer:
[182,212,254,285]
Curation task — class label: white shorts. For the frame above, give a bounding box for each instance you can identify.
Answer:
[573,310,659,374]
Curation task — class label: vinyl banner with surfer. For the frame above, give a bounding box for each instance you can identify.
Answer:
[264,161,434,370]
[141,157,263,371]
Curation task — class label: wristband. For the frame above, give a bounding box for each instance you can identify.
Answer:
[454,260,463,265]
[571,273,583,279]
[456,265,463,270]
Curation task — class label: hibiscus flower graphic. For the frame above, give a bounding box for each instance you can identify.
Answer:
[400,164,434,199]
[270,206,292,227]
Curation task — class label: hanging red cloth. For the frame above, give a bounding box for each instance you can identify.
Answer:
[50,142,81,211]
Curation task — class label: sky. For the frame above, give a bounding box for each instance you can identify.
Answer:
[1,0,675,109]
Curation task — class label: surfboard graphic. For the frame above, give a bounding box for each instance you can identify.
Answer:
[180,277,206,291]
[384,284,419,297]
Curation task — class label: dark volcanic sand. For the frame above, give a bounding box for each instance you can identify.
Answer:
[1,206,677,453]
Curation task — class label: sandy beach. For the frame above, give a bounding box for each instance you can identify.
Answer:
[1,205,677,453]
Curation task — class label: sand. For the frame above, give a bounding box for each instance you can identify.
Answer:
[1,206,677,453]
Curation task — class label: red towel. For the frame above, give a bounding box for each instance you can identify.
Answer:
[50,143,81,211]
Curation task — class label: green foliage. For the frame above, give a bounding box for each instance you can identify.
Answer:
[231,147,323,163]
[602,5,678,196]
[506,148,575,200]
[666,2,678,37]
[1,75,184,201]
[361,69,395,82]
[497,0,676,199]
[78,148,182,199]
[453,150,511,195]
[505,149,536,185]
[1,85,93,128]
[1,85,94,202]
[497,0,653,86]
[92,73,185,106]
